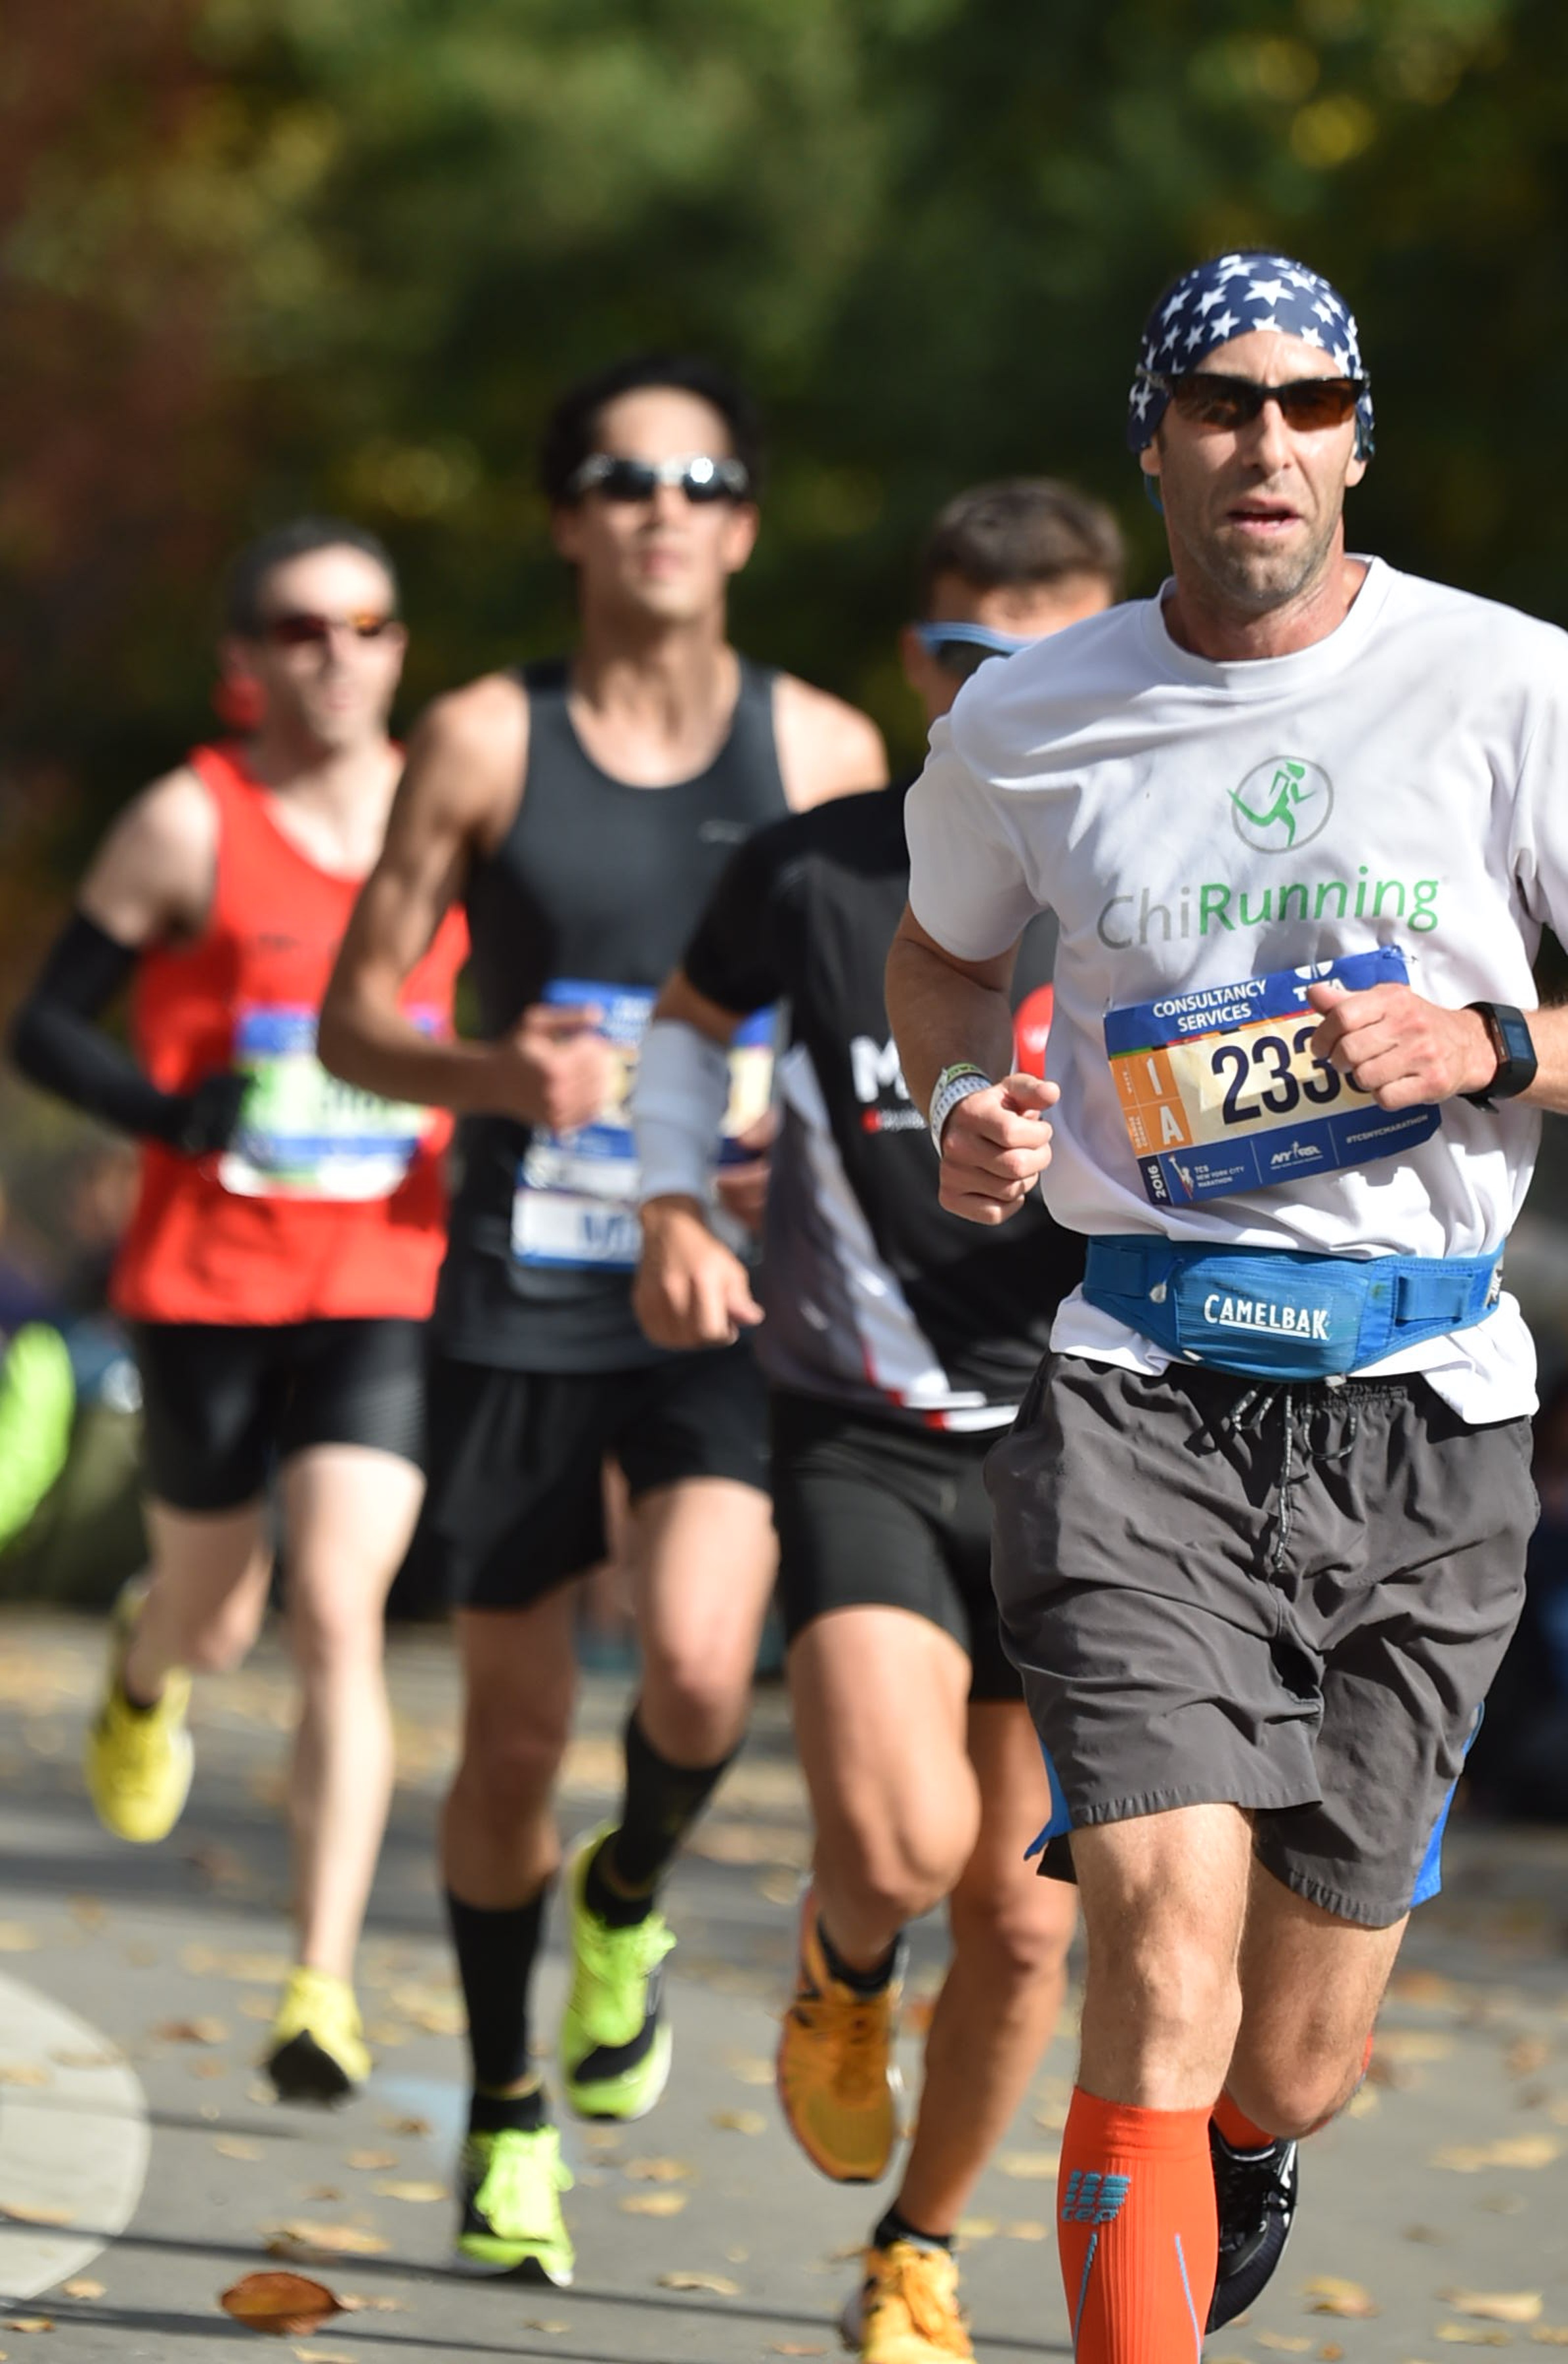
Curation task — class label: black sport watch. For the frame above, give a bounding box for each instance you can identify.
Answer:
[1461,1001,1538,1109]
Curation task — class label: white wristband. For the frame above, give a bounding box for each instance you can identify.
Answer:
[632,1019,731,1206]
[929,1066,992,1150]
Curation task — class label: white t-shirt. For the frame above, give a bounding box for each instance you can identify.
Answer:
[904,558,1568,1422]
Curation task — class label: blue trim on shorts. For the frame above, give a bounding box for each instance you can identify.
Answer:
[1024,1737,1074,1859]
[1409,1701,1484,1909]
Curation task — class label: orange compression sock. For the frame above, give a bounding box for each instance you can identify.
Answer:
[1212,2090,1273,2150]
[1057,2087,1216,2363]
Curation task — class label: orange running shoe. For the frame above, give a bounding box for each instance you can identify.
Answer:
[842,2241,974,2363]
[776,1887,904,2183]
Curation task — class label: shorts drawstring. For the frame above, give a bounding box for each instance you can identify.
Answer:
[1211,1384,1362,1580]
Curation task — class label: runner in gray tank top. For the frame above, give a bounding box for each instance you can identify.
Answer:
[888,252,1568,2356]
[321,352,884,2285]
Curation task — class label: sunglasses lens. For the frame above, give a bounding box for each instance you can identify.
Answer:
[682,469,732,504]
[345,612,393,638]
[929,640,1001,681]
[1279,381,1359,429]
[1171,378,1256,429]
[267,615,330,647]
[596,461,659,502]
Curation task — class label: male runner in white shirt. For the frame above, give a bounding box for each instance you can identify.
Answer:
[886,251,1568,2359]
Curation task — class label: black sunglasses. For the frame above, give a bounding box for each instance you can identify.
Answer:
[1144,370,1367,433]
[260,610,398,647]
[565,452,752,505]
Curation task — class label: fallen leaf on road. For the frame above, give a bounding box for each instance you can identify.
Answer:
[724,2053,774,2086]
[345,2151,398,2172]
[381,2115,430,2138]
[221,2273,345,2336]
[1405,2225,1448,2244]
[0,2205,73,2229]
[240,1996,275,2022]
[1443,2292,1544,2324]
[657,2271,741,2296]
[754,1870,798,1906]
[1003,2221,1048,2241]
[956,2218,997,2241]
[1436,2330,1511,2347]
[1305,2276,1378,2318]
[3,2320,51,2335]
[0,1926,38,1954]
[768,2346,827,2355]
[0,2068,49,2090]
[154,2018,229,2046]
[710,2109,766,2135]
[1531,2329,1568,2344]
[1434,2135,1559,2172]
[625,2156,695,2182]
[48,2048,120,2071]
[996,2151,1058,2179]
[521,2320,569,2335]
[291,2350,354,2362]
[370,2181,446,2204]
[214,2137,263,2162]
[263,2225,389,2262]
[1375,2030,1455,2065]
[338,2294,405,2314]
[1256,2336,1312,2352]
[59,2283,102,2302]
[1390,1969,1466,2008]
[303,2189,343,2204]
[1506,2039,1551,2076]
[1317,2348,1343,2361]
[388,1984,464,2036]
[621,2192,687,2217]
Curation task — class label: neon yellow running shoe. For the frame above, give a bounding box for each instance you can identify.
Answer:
[457,2124,575,2282]
[558,1822,676,2121]
[84,1579,194,1845]
[265,1966,370,2103]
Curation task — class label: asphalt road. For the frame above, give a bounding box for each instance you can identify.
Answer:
[0,1609,1566,2361]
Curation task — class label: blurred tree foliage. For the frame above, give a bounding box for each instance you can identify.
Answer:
[3,0,1566,983]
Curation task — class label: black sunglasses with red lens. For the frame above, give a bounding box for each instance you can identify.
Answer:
[1144,370,1367,433]
[260,611,398,647]
[565,452,752,505]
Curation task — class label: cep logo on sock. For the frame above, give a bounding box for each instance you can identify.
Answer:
[1060,2170,1132,2225]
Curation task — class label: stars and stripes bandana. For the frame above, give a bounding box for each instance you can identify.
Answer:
[1126,251,1374,458]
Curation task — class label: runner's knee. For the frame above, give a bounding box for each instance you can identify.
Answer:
[949,1874,1074,1989]
[286,1579,383,1674]
[638,1641,749,1756]
[818,1797,970,1928]
[456,1711,570,1828]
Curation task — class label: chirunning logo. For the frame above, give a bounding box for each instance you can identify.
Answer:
[1060,2170,1132,2225]
[1230,756,1334,854]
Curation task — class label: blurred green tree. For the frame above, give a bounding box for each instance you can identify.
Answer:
[3,0,1565,963]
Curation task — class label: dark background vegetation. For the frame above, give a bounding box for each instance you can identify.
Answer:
[6,0,1565,977]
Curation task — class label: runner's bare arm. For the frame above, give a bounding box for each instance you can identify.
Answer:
[77,766,219,947]
[773,674,888,811]
[1307,984,1568,1114]
[633,970,762,1350]
[886,904,1057,1227]
[320,677,613,1130]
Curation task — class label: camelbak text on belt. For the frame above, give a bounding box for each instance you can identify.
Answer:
[1083,1237,1502,1382]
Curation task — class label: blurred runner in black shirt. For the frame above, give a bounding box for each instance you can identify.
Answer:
[630,481,1123,2364]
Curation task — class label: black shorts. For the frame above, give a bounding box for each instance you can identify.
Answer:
[133,1318,427,1515]
[987,1355,1535,1927]
[422,1342,770,1611]
[770,1390,1020,1703]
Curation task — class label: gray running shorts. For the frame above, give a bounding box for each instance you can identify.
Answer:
[986,1355,1535,1927]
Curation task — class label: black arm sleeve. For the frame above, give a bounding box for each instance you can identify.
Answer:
[682,821,796,1015]
[9,911,243,1152]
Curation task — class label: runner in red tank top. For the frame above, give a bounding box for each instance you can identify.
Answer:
[10,519,467,2103]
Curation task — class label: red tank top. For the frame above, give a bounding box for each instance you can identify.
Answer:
[112,743,469,1326]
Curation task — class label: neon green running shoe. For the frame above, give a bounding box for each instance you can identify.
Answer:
[457,2125,575,2282]
[265,1966,371,2103]
[84,1579,194,1845]
[559,1821,676,2121]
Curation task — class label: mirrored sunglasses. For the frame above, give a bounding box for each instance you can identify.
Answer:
[566,452,752,505]
[914,621,1037,681]
[1145,370,1367,434]
[260,611,398,647]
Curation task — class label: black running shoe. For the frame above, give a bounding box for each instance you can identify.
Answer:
[1206,2124,1299,2331]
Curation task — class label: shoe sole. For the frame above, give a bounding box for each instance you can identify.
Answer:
[563,2021,673,2122]
[265,2030,361,2106]
[85,1724,195,1846]
[456,2233,574,2284]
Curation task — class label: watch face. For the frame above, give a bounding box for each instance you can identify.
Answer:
[1498,1010,1536,1065]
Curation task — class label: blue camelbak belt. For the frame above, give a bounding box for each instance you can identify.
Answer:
[1082,1237,1503,1382]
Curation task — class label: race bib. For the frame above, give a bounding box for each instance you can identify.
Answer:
[1104,946,1440,1208]
[219,1005,435,1202]
[511,978,775,1271]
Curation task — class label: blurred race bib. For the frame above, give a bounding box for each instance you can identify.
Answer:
[511,977,775,1271]
[219,1003,435,1202]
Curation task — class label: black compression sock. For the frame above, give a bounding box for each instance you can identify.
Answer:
[584,1709,735,1927]
[468,2078,549,2137]
[444,1887,549,2091]
[819,1915,901,1997]
[874,2201,953,2255]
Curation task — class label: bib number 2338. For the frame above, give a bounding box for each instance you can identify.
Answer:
[1104,946,1439,1208]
